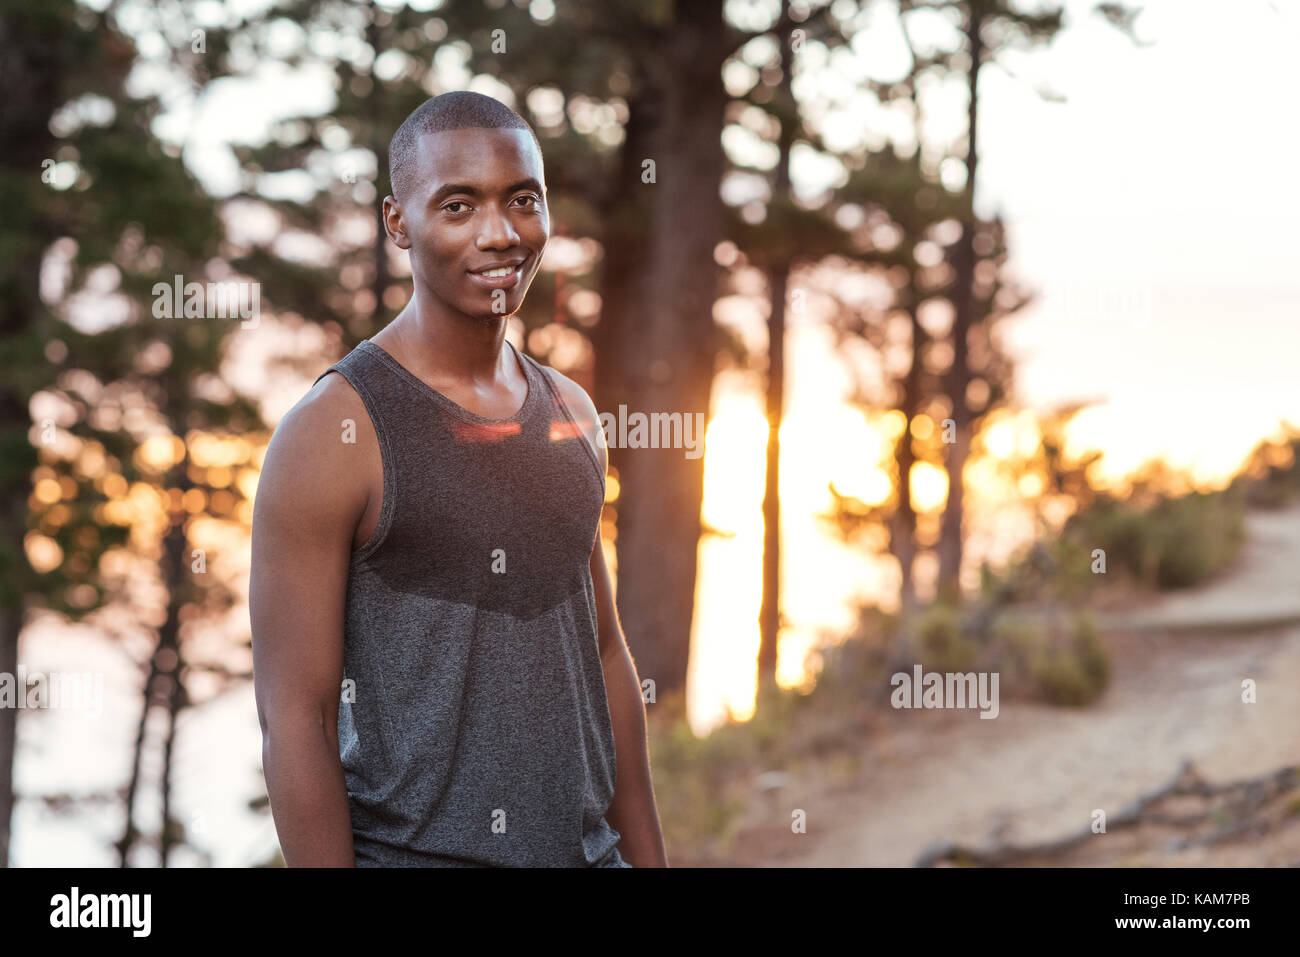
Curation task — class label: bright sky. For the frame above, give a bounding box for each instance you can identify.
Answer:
[980,0,1300,477]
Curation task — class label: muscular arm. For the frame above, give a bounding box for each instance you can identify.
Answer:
[250,375,373,867]
[589,523,670,867]
[547,369,670,868]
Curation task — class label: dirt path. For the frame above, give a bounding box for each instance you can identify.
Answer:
[716,503,1300,867]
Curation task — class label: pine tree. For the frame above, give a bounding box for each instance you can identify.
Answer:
[0,0,259,865]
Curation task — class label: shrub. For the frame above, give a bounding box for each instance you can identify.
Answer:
[1031,612,1109,706]
[1150,492,1244,589]
[910,600,979,674]
[989,610,1109,706]
[1060,489,1245,592]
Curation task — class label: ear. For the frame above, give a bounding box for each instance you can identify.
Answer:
[382,195,411,250]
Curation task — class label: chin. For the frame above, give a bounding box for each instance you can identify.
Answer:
[468,300,522,321]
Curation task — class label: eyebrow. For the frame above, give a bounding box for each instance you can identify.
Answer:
[428,178,544,206]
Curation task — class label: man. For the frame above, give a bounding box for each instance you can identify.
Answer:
[251,91,668,867]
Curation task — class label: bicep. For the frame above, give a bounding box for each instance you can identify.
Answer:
[251,400,364,734]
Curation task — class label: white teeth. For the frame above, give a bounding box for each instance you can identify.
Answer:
[479,266,515,278]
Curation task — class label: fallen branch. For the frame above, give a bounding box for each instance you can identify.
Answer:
[915,760,1300,867]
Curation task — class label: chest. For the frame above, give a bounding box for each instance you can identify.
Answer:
[364,417,604,616]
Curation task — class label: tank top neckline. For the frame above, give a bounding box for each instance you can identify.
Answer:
[356,337,539,425]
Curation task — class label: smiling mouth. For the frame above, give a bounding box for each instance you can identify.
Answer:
[469,258,527,278]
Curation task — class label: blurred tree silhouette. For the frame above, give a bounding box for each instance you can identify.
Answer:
[825,0,1141,617]
[930,0,1066,603]
[723,2,867,689]
[0,0,261,866]
[795,0,1028,618]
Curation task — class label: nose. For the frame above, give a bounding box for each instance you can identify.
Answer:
[476,202,520,251]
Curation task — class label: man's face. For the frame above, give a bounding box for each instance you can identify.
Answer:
[384,127,548,321]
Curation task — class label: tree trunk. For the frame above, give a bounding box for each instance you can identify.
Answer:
[370,148,391,335]
[0,606,19,867]
[115,643,158,866]
[367,14,391,341]
[892,301,925,618]
[593,85,658,487]
[758,267,786,688]
[0,352,33,871]
[612,0,726,698]
[758,19,797,692]
[937,5,983,602]
[117,463,189,866]
[0,0,64,869]
[158,641,184,867]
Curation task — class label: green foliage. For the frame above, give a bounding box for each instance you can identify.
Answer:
[1059,489,1246,592]
[987,484,1250,609]
[1033,612,1110,706]
[986,612,1040,688]
[910,599,979,674]
[1234,432,1300,509]
[1,0,248,621]
[645,691,761,852]
[991,610,1110,706]
[1150,493,1245,589]
[808,602,899,708]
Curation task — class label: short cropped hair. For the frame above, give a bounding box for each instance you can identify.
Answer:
[388,91,542,204]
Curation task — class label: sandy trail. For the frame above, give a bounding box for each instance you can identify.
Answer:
[718,503,1300,867]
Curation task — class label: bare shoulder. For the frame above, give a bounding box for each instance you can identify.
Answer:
[538,364,596,419]
[537,363,607,472]
[254,370,374,537]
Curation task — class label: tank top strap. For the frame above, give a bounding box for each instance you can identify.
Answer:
[311,339,400,411]
[517,349,605,493]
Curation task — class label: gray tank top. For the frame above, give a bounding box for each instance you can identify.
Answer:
[313,338,626,867]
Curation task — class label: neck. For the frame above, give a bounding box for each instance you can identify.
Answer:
[385,289,512,385]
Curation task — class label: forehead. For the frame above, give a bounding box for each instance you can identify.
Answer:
[412,127,544,194]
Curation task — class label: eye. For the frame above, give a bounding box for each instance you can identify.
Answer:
[512,194,540,208]
[443,201,469,214]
